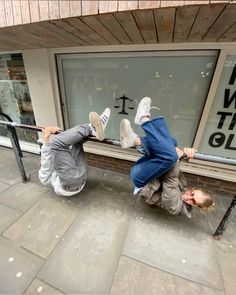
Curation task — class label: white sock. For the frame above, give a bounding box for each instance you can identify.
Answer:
[140,116,150,125]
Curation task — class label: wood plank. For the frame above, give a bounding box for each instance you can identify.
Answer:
[59,0,70,18]
[139,0,160,9]
[5,0,14,26]
[39,0,49,21]
[185,1,209,4]
[21,0,31,24]
[12,0,22,25]
[23,22,72,47]
[70,0,82,17]
[203,4,236,41]
[132,10,157,43]
[82,15,121,44]
[0,31,33,50]
[0,1,6,27]
[114,11,144,43]
[154,7,175,43]
[118,1,138,11]
[218,22,236,41]
[174,5,199,42]
[161,0,184,7]
[99,0,118,13]
[64,17,108,45]
[49,0,59,19]
[51,18,91,45]
[29,0,40,22]
[17,22,65,47]
[38,20,84,46]
[81,0,98,15]
[188,3,226,41]
[97,13,132,44]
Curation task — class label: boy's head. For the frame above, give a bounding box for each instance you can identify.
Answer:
[182,187,214,212]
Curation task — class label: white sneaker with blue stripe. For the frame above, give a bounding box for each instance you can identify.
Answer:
[89,108,111,141]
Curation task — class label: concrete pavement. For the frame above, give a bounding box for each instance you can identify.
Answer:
[0,146,235,295]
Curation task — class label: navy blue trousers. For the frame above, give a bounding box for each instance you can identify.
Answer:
[130,117,178,188]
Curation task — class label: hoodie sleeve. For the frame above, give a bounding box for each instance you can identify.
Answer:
[38,143,54,185]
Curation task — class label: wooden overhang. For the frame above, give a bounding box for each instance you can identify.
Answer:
[0,2,236,51]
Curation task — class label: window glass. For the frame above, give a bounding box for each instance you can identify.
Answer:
[0,54,37,142]
[199,55,236,159]
[60,52,217,147]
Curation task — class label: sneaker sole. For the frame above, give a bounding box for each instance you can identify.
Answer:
[134,96,152,125]
[120,119,130,148]
[89,112,105,141]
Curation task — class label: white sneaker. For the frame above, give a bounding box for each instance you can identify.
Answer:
[134,97,152,125]
[120,119,138,148]
[89,108,111,141]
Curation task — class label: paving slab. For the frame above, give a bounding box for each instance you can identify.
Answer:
[217,250,236,295]
[38,200,131,294]
[0,236,43,294]
[111,255,224,295]
[0,203,19,234]
[0,180,10,194]
[24,278,63,295]
[123,198,224,290]
[0,147,38,185]
[3,197,78,258]
[0,181,49,213]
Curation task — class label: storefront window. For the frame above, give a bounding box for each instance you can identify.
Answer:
[0,54,37,142]
[58,52,217,147]
[199,55,236,159]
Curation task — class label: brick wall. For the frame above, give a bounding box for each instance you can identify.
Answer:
[86,153,236,198]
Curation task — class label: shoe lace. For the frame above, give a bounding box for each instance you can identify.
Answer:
[150,106,160,111]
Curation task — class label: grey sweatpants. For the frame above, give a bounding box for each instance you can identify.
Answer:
[50,124,91,187]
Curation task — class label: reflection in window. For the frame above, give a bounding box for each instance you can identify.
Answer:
[0,54,37,143]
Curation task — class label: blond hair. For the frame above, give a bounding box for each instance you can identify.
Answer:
[195,187,215,213]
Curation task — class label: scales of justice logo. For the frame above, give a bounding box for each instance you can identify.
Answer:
[113,94,135,115]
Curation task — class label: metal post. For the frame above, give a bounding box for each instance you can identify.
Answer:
[213,194,236,240]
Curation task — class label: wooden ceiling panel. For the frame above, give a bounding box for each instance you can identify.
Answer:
[96,13,132,44]
[203,4,236,41]
[174,5,199,42]
[63,17,108,45]
[154,7,175,43]
[188,4,226,41]
[0,3,236,51]
[82,15,121,45]
[114,11,144,44]
[132,10,158,43]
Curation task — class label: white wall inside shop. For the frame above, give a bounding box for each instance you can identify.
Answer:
[22,49,60,128]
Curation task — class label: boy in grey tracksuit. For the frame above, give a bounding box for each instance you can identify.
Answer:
[38,108,111,196]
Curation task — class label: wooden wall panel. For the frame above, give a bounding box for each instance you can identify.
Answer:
[70,1,82,17]
[139,0,160,9]
[29,0,40,22]
[49,0,59,19]
[12,0,22,25]
[82,0,98,16]
[21,0,31,24]
[161,1,184,7]
[114,11,144,43]
[154,7,175,43]
[174,5,199,42]
[82,15,121,44]
[203,4,236,41]
[133,10,157,43]
[99,1,118,13]
[59,0,70,18]
[0,1,6,27]
[39,0,49,21]
[5,0,14,26]
[188,3,225,41]
[118,1,138,11]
